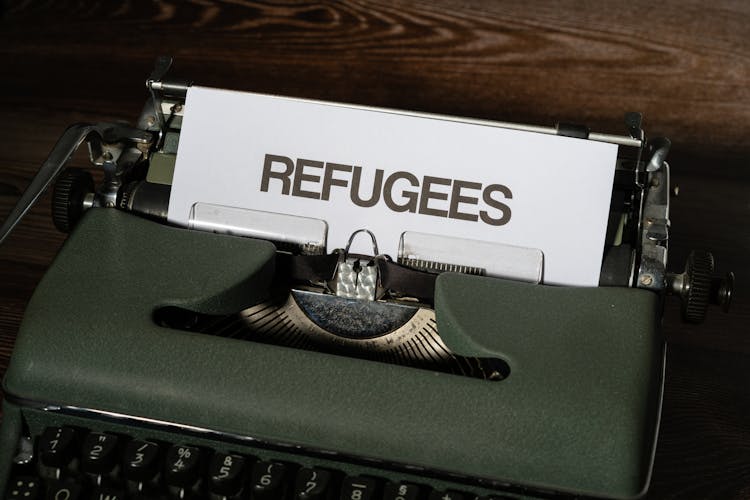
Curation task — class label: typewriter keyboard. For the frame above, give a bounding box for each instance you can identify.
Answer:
[4,426,519,500]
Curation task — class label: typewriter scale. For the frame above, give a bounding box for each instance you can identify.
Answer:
[0,58,733,500]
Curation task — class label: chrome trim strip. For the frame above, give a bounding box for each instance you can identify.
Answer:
[638,344,668,497]
[6,395,265,446]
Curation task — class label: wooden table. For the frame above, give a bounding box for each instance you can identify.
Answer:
[1,1,748,498]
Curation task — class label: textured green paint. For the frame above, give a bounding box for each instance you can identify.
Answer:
[1,210,663,499]
[435,273,663,498]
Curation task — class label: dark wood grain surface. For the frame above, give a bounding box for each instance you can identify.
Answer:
[0,1,748,498]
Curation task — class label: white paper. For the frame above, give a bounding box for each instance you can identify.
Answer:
[169,86,617,286]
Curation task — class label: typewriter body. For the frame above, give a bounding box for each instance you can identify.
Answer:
[0,58,733,499]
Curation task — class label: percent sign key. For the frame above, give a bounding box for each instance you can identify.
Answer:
[165,445,202,489]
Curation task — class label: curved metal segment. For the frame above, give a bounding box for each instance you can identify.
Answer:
[646,137,671,172]
[0,123,107,246]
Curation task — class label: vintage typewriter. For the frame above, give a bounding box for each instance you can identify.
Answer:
[0,57,734,500]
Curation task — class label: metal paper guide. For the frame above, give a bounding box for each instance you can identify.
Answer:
[168,86,618,286]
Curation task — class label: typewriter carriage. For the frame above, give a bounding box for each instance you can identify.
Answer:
[0,57,733,324]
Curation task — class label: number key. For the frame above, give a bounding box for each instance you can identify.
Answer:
[383,483,421,500]
[340,477,380,500]
[250,461,287,500]
[81,432,119,474]
[164,445,201,489]
[208,452,246,496]
[294,468,333,500]
[38,427,77,469]
[123,440,160,483]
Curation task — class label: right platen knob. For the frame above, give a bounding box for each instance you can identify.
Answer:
[669,250,734,323]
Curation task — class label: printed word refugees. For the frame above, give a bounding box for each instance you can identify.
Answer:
[260,154,512,226]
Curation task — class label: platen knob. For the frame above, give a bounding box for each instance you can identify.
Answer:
[682,250,714,323]
[51,167,94,232]
[711,271,735,313]
[668,250,734,324]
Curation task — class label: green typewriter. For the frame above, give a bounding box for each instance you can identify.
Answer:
[0,57,733,500]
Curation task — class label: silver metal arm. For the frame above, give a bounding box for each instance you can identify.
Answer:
[0,124,108,245]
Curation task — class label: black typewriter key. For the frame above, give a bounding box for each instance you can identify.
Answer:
[81,432,119,475]
[6,477,42,500]
[294,468,333,500]
[340,477,380,500]
[208,452,246,496]
[164,445,202,489]
[123,440,160,483]
[90,487,127,500]
[383,483,421,500]
[38,427,77,469]
[44,480,83,500]
[428,491,466,500]
[250,461,287,500]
